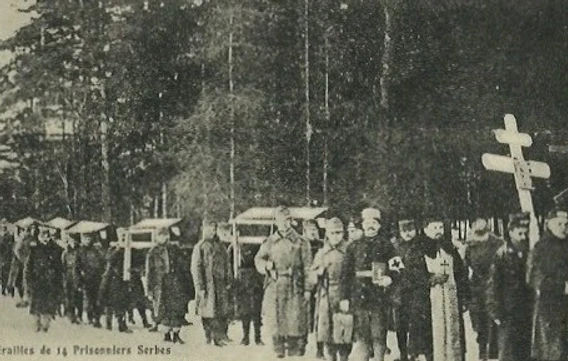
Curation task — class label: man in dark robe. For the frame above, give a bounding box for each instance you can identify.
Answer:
[527,209,568,361]
[339,208,401,361]
[392,219,417,361]
[25,228,63,332]
[255,206,313,358]
[61,234,82,324]
[146,227,193,344]
[77,232,106,328]
[486,213,532,361]
[0,222,14,296]
[406,216,469,361]
[191,220,233,347]
[465,218,503,360]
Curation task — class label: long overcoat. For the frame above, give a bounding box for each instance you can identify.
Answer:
[527,233,568,361]
[8,233,34,289]
[25,240,63,315]
[98,247,130,311]
[146,243,192,327]
[229,243,263,319]
[309,241,348,343]
[254,228,313,337]
[191,237,232,319]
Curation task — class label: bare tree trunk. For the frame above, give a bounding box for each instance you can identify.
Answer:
[161,183,167,218]
[379,1,393,110]
[153,195,159,218]
[323,29,330,206]
[100,118,112,223]
[228,3,236,221]
[304,0,311,206]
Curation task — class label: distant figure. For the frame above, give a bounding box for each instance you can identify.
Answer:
[528,209,568,361]
[61,234,82,324]
[99,244,132,333]
[25,228,63,332]
[9,224,37,308]
[465,218,503,360]
[77,233,106,328]
[303,218,324,358]
[0,223,15,296]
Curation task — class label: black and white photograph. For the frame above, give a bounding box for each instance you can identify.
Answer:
[0,0,567,361]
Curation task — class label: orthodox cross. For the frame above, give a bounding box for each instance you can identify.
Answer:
[482,114,551,248]
[440,259,451,275]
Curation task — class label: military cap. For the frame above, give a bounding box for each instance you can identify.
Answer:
[471,218,490,235]
[303,219,319,230]
[546,209,568,220]
[326,217,344,232]
[398,219,416,231]
[507,212,530,230]
[361,208,381,222]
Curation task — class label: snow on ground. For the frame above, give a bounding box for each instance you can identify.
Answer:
[0,296,481,361]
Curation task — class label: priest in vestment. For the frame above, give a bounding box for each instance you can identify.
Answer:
[406,217,470,361]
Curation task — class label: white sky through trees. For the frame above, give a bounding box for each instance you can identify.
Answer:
[0,0,32,66]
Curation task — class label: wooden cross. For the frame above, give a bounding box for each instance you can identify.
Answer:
[440,259,450,275]
[482,114,551,248]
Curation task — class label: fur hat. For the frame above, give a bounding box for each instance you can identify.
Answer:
[361,208,381,222]
[507,212,530,230]
[326,217,344,232]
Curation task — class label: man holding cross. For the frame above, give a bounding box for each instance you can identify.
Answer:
[405,215,469,361]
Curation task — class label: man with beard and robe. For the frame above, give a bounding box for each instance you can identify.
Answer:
[339,208,401,361]
[527,209,568,361]
[486,213,532,361]
[191,220,233,347]
[406,216,469,361]
[25,228,63,332]
[392,219,417,361]
[465,218,503,361]
[146,227,193,344]
[303,218,325,358]
[255,206,313,358]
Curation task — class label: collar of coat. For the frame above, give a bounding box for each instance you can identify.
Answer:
[320,241,347,254]
[267,228,303,244]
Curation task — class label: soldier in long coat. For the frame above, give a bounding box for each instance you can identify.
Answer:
[0,223,14,295]
[99,244,132,332]
[310,217,351,361]
[339,208,400,361]
[9,224,37,307]
[25,228,63,332]
[527,209,568,361]
[465,219,503,360]
[146,228,193,344]
[191,220,233,346]
[77,233,106,328]
[486,213,533,361]
[304,218,325,358]
[255,206,313,358]
[229,242,264,346]
[61,235,82,324]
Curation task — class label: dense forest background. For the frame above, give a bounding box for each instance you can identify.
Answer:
[0,0,567,234]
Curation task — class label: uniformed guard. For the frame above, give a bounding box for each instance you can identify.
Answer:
[0,221,15,296]
[77,232,106,328]
[61,234,82,324]
[310,217,352,361]
[486,212,532,361]
[255,206,313,358]
[528,209,568,361]
[339,208,400,361]
[303,218,324,358]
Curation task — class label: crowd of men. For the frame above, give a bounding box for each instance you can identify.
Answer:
[0,205,567,361]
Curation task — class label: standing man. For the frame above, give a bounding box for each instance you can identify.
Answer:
[339,208,400,361]
[406,216,469,361]
[146,228,193,344]
[486,213,532,361]
[465,218,503,361]
[528,209,568,361]
[25,228,63,332]
[10,224,37,308]
[0,222,14,295]
[392,219,417,361]
[303,219,324,358]
[346,216,364,245]
[61,234,83,324]
[191,220,233,347]
[310,217,351,361]
[255,206,313,358]
[77,233,106,328]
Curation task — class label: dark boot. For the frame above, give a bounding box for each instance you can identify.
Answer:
[105,310,113,330]
[316,342,325,359]
[93,318,102,328]
[118,316,133,333]
[253,318,263,345]
[139,308,151,328]
[241,319,251,345]
[149,324,159,332]
[164,331,172,342]
[273,335,286,358]
[288,336,301,357]
[172,331,185,344]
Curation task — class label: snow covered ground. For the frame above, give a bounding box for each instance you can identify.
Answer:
[0,296,481,361]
